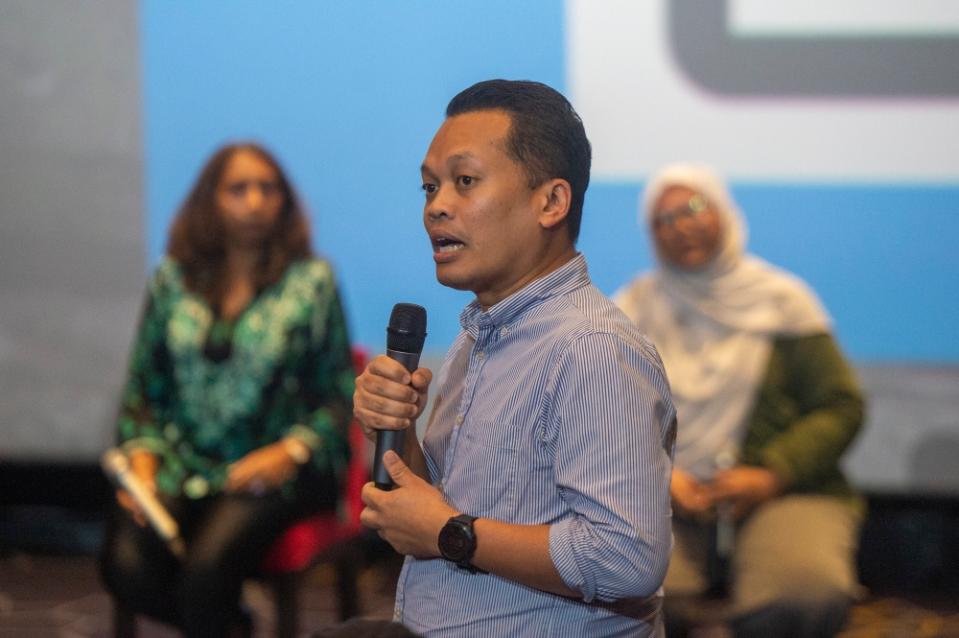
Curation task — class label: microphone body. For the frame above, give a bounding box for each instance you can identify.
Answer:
[101,448,186,559]
[374,304,427,490]
[707,449,736,597]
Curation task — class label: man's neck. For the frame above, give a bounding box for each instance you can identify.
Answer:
[476,245,578,310]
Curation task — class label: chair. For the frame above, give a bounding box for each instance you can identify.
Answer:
[258,378,370,637]
[112,347,371,638]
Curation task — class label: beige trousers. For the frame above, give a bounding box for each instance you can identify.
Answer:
[665,495,862,635]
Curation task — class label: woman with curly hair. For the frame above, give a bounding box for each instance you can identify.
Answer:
[100,143,355,637]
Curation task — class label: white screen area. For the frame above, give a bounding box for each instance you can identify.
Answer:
[731,0,959,36]
[567,0,959,181]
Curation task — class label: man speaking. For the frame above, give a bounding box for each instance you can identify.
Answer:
[354,79,676,636]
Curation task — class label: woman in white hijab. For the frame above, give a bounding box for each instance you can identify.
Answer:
[614,164,864,638]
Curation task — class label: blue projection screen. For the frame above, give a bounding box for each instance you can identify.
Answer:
[140,1,959,361]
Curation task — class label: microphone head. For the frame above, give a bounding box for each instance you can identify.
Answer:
[387,303,427,353]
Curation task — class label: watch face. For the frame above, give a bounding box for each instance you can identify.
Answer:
[439,521,471,562]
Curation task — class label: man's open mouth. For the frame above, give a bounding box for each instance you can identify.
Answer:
[433,236,465,253]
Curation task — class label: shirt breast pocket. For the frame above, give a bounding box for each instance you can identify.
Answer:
[444,421,519,519]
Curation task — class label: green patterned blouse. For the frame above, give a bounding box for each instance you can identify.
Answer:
[117,257,355,499]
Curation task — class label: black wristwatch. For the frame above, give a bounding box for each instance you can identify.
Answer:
[438,514,481,573]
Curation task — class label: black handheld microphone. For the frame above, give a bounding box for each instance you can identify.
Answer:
[374,303,427,490]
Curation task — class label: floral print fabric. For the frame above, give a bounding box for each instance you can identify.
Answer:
[117,257,354,498]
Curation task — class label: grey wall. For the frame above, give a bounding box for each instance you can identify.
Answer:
[843,366,959,496]
[0,1,145,461]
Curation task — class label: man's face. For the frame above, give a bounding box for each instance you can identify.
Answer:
[421,110,548,307]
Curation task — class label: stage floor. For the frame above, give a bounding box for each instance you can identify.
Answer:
[2,552,959,637]
[0,552,396,637]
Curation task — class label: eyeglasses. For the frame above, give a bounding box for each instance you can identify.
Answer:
[652,194,709,228]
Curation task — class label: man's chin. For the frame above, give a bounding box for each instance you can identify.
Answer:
[435,269,473,293]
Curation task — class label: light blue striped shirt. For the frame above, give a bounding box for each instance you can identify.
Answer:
[395,254,676,637]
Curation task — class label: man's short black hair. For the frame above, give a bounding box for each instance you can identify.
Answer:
[446,79,592,244]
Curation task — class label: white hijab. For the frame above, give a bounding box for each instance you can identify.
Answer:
[613,164,830,479]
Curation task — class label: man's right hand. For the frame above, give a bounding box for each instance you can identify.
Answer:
[670,467,715,519]
[116,449,159,527]
[353,354,432,441]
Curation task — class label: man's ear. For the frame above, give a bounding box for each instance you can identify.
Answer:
[537,178,572,230]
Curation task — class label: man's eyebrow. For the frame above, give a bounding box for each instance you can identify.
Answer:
[447,152,477,163]
[421,152,479,176]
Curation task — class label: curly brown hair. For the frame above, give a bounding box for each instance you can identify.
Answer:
[167,143,312,307]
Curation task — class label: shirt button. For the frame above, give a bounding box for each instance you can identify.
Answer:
[499,326,509,338]
[455,414,464,426]
[476,350,485,360]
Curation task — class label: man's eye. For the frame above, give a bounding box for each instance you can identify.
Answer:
[422,183,437,194]
[457,176,474,186]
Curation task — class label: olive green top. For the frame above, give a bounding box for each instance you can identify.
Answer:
[117,257,355,498]
[741,332,865,504]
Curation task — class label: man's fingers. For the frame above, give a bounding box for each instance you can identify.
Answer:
[383,450,415,487]
[411,367,432,390]
[361,481,385,507]
[360,483,389,533]
[357,375,419,407]
[355,407,412,433]
[353,380,419,435]
[353,358,426,438]
[359,505,380,531]
[357,390,419,418]
[367,355,413,385]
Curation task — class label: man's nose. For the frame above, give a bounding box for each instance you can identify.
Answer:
[425,187,452,223]
[426,206,450,223]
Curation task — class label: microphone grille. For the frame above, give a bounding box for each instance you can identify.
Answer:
[387,303,427,353]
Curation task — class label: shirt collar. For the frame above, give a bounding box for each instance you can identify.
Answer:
[459,253,590,334]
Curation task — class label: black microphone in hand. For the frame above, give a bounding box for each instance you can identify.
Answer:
[374,303,427,490]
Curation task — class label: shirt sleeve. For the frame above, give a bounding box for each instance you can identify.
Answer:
[547,332,676,603]
[286,270,355,474]
[116,270,176,458]
[757,333,865,489]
